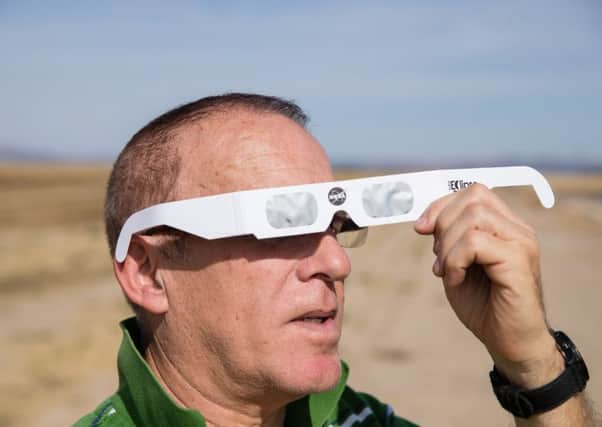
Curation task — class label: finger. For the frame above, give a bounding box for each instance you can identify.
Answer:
[433,203,535,259]
[415,184,530,236]
[434,184,531,236]
[414,191,456,234]
[439,229,521,288]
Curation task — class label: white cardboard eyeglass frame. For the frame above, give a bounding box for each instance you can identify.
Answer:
[114,166,555,262]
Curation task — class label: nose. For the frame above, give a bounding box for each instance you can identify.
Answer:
[296,232,352,283]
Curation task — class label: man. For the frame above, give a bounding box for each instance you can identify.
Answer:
[75,93,594,426]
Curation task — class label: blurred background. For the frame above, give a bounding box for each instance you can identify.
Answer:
[1,1,600,426]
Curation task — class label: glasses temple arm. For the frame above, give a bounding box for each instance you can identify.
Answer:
[474,166,555,208]
[114,195,240,262]
[114,207,163,262]
[429,166,555,208]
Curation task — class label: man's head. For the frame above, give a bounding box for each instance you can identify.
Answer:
[106,94,352,405]
[104,93,309,258]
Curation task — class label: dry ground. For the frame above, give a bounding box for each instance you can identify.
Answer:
[1,164,601,426]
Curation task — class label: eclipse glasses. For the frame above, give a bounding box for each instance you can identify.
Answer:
[115,166,555,262]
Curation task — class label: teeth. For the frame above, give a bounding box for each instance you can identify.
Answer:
[303,317,324,323]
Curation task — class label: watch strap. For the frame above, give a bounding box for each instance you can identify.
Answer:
[490,362,587,418]
[490,330,589,418]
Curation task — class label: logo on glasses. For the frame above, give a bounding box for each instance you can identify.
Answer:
[448,179,477,192]
[328,187,347,205]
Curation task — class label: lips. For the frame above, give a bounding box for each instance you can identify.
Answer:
[293,309,337,324]
[288,308,340,345]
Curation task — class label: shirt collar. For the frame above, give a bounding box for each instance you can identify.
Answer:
[116,317,348,427]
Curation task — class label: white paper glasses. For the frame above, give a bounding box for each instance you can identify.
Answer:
[114,166,555,262]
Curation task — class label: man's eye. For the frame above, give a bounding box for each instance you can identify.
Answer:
[261,236,290,247]
[259,233,322,250]
[260,235,304,250]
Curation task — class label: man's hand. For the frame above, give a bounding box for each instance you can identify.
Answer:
[413,184,596,426]
[414,183,559,380]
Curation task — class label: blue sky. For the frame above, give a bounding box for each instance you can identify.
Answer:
[1,1,601,166]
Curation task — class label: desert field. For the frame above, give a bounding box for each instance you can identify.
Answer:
[1,164,601,426]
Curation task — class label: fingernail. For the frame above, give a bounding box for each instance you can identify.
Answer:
[433,258,440,275]
[416,215,427,227]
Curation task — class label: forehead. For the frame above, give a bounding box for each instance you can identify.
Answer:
[175,110,334,198]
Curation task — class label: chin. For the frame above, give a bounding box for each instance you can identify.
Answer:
[278,352,342,396]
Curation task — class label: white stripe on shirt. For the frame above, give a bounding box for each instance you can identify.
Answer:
[340,406,374,427]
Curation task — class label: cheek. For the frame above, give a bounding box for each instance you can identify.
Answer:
[234,261,294,316]
[240,253,296,287]
[166,254,298,344]
[165,263,239,327]
[212,258,295,327]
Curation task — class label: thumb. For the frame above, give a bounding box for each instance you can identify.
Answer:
[414,213,434,235]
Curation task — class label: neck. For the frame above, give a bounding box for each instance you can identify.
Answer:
[144,337,288,427]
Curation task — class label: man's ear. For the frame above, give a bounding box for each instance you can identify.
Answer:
[113,235,169,315]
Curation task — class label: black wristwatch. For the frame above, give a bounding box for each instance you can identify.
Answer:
[490,330,589,418]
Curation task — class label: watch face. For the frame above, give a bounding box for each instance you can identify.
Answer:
[553,330,590,382]
[577,359,590,384]
[491,331,590,418]
[554,330,581,364]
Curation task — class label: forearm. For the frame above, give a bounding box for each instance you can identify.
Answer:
[413,185,597,425]
[492,335,596,427]
[515,393,594,427]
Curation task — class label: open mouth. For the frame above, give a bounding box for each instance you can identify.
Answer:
[290,309,340,342]
[294,310,336,325]
[302,316,329,324]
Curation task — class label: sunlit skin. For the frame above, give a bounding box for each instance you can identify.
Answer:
[415,187,591,426]
[116,110,351,427]
[115,109,593,427]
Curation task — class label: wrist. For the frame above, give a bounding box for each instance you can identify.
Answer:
[490,330,590,419]
[492,333,565,389]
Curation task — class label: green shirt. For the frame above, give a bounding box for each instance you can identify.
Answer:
[74,318,418,427]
